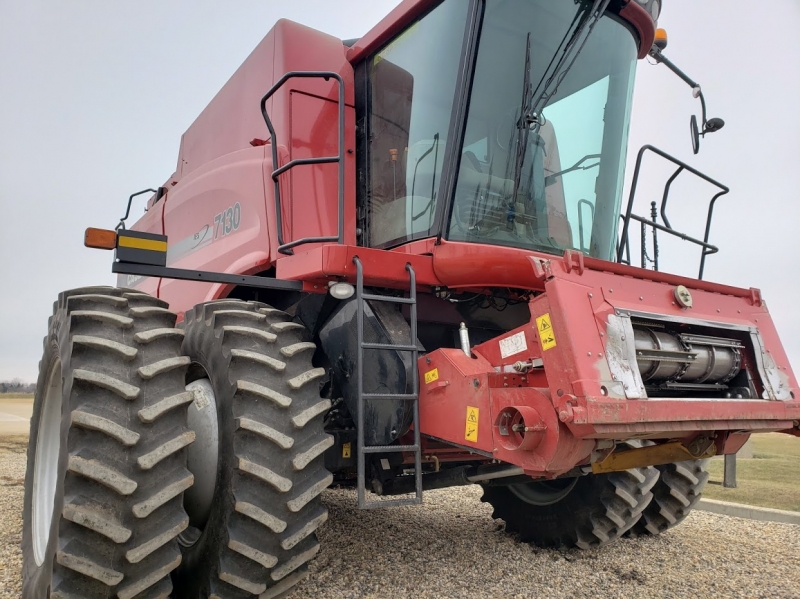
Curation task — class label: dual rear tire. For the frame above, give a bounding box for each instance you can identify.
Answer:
[632,459,709,535]
[174,300,332,598]
[23,291,331,599]
[23,288,193,599]
[481,457,709,549]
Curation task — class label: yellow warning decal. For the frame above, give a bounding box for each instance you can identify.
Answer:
[117,235,168,252]
[342,442,351,459]
[536,313,557,351]
[424,368,439,384]
[465,406,479,442]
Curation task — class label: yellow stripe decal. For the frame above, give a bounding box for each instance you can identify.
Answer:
[118,236,168,252]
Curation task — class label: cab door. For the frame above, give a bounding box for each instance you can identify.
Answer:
[360,0,471,248]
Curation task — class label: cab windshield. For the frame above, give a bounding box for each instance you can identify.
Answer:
[448,0,638,260]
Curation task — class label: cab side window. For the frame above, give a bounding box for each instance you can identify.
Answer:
[367,0,469,247]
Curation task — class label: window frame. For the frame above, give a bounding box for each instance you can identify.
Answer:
[355,0,483,249]
[355,0,641,255]
[441,5,642,254]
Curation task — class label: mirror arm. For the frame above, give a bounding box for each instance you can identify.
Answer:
[650,47,708,127]
[650,47,698,90]
[696,88,709,132]
[651,46,725,150]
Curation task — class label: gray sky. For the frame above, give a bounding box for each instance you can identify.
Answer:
[1,0,799,382]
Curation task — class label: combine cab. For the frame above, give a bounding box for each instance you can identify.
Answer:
[23,1,798,597]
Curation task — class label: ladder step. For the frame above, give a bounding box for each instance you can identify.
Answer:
[359,496,422,510]
[361,342,417,351]
[362,294,415,305]
[354,256,422,509]
[362,393,417,401]
[362,444,419,454]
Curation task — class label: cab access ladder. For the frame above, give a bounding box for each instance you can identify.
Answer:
[353,257,422,509]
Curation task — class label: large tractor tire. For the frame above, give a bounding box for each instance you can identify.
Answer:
[631,459,709,535]
[22,287,194,599]
[174,300,332,599]
[481,465,659,549]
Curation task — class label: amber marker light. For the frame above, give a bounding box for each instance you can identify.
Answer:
[654,28,668,50]
[84,227,117,250]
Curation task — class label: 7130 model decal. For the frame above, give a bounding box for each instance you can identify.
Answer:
[213,202,241,239]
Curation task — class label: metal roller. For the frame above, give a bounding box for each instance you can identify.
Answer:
[633,327,742,385]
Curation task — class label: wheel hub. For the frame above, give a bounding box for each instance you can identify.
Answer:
[183,378,220,531]
[32,358,63,566]
[508,477,579,506]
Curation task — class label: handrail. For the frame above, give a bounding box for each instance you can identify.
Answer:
[260,71,345,255]
[116,188,164,231]
[617,145,729,279]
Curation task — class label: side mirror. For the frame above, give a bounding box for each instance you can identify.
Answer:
[651,47,725,155]
[690,113,726,155]
[690,114,700,155]
[705,117,725,133]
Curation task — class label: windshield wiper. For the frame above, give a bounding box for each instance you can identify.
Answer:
[510,0,610,205]
[544,153,601,187]
[527,0,612,123]
[510,33,534,207]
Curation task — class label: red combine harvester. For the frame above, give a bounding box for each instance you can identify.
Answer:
[23,1,799,597]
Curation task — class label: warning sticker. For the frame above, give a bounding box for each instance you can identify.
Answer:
[465,406,479,442]
[342,442,351,459]
[499,331,527,359]
[424,368,439,384]
[536,313,557,351]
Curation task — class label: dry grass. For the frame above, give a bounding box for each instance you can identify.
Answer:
[0,394,32,402]
[703,433,800,512]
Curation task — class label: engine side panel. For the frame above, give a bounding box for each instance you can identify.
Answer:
[123,19,357,317]
[159,147,272,317]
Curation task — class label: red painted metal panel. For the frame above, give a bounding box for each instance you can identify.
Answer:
[620,0,656,59]
[174,20,353,184]
[432,239,756,298]
[275,244,440,289]
[418,349,496,455]
[160,147,273,314]
[416,259,800,472]
[432,240,548,291]
[285,92,357,252]
[581,254,755,299]
[262,20,357,257]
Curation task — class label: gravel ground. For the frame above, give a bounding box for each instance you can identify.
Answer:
[2,437,798,599]
[0,437,26,599]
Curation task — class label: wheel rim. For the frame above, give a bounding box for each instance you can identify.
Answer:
[32,357,63,566]
[509,476,579,506]
[182,377,219,542]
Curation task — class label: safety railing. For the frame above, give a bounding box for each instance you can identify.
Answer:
[260,71,345,255]
[617,145,729,280]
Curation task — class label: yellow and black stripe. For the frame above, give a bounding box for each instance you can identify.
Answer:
[116,230,168,267]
